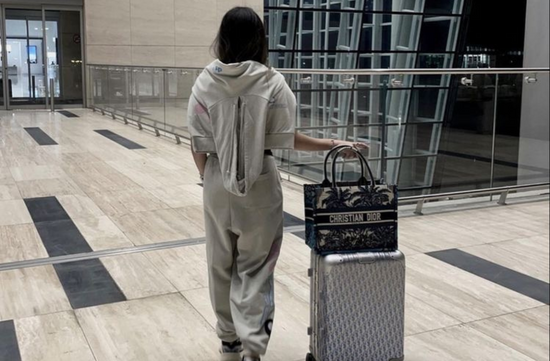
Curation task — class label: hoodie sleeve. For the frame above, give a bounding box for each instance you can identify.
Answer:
[187,93,215,153]
[265,73,296,149]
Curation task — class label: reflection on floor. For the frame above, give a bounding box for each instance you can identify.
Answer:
[0,109,549,361]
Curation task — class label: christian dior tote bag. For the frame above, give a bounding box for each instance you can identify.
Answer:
[304,145,398,254]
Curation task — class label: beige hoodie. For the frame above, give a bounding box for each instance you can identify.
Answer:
[188,60,296,197]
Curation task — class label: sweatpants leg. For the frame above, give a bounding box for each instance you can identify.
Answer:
[204,155,284,355]
[204,156,238,342]
[230,157,284,356]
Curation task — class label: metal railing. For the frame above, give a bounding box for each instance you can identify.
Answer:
[87,64,550,202]
[400,182,550,215]
[277,67,549,75]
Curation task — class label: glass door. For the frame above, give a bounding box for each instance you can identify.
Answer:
[44,8,83,107]
[0,10,4,107]
[0,5,84,109]
[3,8,47,107]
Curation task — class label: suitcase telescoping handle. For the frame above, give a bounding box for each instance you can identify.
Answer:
[322,145,376,188]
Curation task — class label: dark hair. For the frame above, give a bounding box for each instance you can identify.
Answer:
[214,7,268,65]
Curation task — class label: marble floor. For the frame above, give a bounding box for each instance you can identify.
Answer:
[0,109,549,361]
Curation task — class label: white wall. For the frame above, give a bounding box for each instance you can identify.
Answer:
[85,0,263,68]
[518,0,550,184]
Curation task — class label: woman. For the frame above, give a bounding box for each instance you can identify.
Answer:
[188,7,367,361]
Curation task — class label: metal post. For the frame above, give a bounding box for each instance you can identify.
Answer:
[380,82,389,180]
[32,76,36,99]
[498,190,509,206]
[489,74,500,198]
[49,78,55,112]
[414,200,425,215]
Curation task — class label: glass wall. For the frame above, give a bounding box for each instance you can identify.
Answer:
[265,0,466,70]
[88,66,550,196]
[265,0,468,193]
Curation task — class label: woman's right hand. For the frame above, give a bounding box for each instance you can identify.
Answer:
[333,140,369,159]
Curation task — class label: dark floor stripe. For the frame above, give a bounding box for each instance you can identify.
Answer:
[54,260,126,309]
[24,197,127,308]
[284,212,304,227]
[428,249,550,305]
[35,220,93,257]
[292,230,306,240]
[24,197,70,223]
[0,320,21,361]
[95,129,145,150]
[24,127,57,146]
[57,110,79,118]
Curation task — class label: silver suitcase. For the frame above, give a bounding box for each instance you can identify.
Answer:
[307,251,406,361]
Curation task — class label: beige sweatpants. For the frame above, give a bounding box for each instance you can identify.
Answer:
[203,154,284,356]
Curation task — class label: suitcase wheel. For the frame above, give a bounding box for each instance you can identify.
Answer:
[306,353,315,361]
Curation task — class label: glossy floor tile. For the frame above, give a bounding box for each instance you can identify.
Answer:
[462,239,550,283]
[428,249,549,304]
[56,194,106,219]
[0,184,20,201]
[406,254,543,323]
[87,188,170,217]
[469,306,549,361]
[404,295,461,336]
[15,177,85,199]
[72,216,134,251]
[0,266,71,322]
[75,294,220,361]
[15,311,95,361]
[0,224,48,264]
[9,165,67,182]
[0,168,15,185]
[113,207,204,245]
[101,253,177,299]
[144,245,209,291]
[405,324,536,361]
[0,200,33,226]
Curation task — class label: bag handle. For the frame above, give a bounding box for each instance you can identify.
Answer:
[323,145,376,188]
[323,145,358,180]
[331,147,376,188]
[323,145,366,184]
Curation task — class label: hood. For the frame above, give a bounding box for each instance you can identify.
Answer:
[192,60,279,197]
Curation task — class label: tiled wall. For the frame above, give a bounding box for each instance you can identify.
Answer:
[85,0,263,68]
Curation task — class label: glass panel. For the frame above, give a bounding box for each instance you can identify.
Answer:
[28,38,46,99]
[5,19,27,37]
[131,68,165,131]
[430,74,498,192]
[424,0,464,14]
[164,68,197,136]
[494,73,550,186]
[91,66,108,110]
[265,6,297,68]
[397,156,437,190]
[107,67,131,117]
